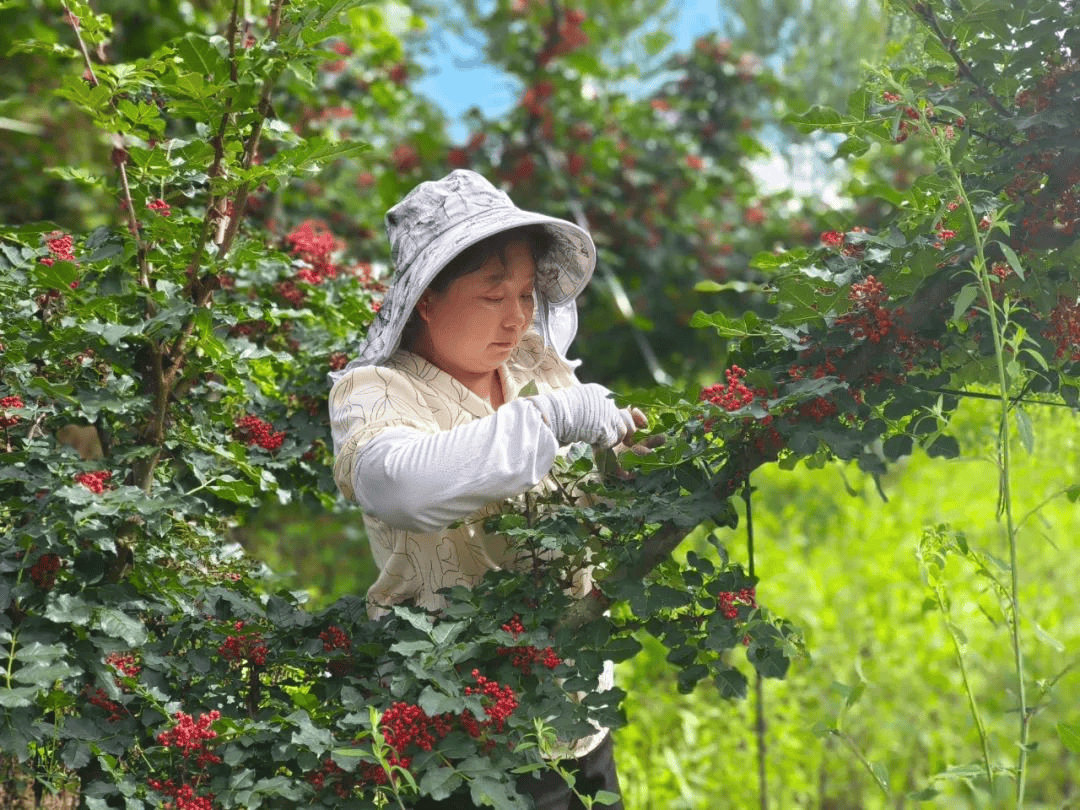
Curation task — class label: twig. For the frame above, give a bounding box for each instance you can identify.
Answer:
[61,3,98,87]
[911,1,1010,117]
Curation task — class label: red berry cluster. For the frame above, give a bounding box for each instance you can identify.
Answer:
[147,198,172,216]
[86,687,126,722]
[320,624,351,653]
[1046,296,1080,363]
[381,702,453,754]
[157,710,222,768]
[836,275,892,343]
[462,670,518,734]
[306,758,357,797]
[29,553,62,590]
[106,651,142,679]
[233,415,284,451]
[0,395,24,428]
[74,470,113,494]
[499,644,562,675]
[218,621,269,666]
[392,143,421,173]
[931,225,958,250]
[717,587,757,619]
[285,219,342,284]
[797,396,840,423]
[40,230,75,266]
[700,365,762,412]
[521,80,554,117]
[328,351,349,370]
[146,779,215,810]
[820,230,844,249]
[274,279,306,307]
[497,615,561,675]
[538,8,588,67]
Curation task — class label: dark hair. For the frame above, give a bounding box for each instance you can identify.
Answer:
[401,225,554,349]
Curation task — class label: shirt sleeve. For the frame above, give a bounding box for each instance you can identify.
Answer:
[329,365,441,502]
[353,399,558,532]
[329,364,560,531]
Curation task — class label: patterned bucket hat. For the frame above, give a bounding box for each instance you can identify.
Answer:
[330,170,596,381]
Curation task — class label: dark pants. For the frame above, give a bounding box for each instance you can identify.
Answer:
[409,733,623,810]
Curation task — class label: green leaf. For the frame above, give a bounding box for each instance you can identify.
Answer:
[418,766,463,801]
[713,667,748,699]
[1014,406,1035,454]
[0,687,38,707]
[870,761,890,791]
[643,30,673,56]
[93,608,148,646]
[883,434,913,461]
[833,136,870,159]
[1033,621,1064,652]
[995,241,1025,280]
[593,790,622,806]
[1057,722,1080,753]
[926,435,960,458]
[908,787,940,801]
[175,33,226,79]
[784,104,846,134]
[952,283,979,323]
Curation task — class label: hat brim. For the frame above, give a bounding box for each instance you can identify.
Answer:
[349,206,595,368]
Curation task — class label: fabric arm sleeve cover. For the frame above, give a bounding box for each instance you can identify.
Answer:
[352,397,559,533]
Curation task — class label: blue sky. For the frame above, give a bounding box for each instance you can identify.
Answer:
[413,1,729,140]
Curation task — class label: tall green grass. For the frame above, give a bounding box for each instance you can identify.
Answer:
[614,399,1080,809]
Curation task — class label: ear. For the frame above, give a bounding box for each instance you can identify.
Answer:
[416,291,433,323]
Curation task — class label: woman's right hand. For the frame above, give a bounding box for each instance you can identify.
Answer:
[530,383,644,449]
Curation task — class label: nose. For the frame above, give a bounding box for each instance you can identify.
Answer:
[505,296,531,328]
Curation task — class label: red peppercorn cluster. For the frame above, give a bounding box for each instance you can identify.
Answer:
[1046,296,1080,363]
[700,365,762,412]
[86,687,126,723]
[499,644,562,675]
[274,279,307,307]
[233,415,284,451]
[717,587,757,619]
[218,621,269,666]
[836,275,893,343]
[328,352,349,370]
[496,617,561,673]
[157,710,222,769]
[29,553,62,590]
[380,702,453,753]
[147,198,172,216]
[463,670,518,734]
[0,395,24,428]
[931,225,958,250]
[40,230,75,266]
[306,758,360,797]
[146,779,215,810]
[820,230,844,249]
[74,470,113,494]
[106,651,142,679]
[320,624,351,653]
[797,396,840,423]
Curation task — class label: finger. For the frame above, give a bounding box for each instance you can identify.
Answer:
[630,407,648,429]
[640,433,665,449]
[616,408,636,444]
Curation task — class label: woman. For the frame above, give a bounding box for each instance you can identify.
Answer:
[328,169,641,809]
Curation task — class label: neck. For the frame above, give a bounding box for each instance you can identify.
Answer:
[408,338,503,405]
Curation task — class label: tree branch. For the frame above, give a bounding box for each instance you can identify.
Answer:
[911,1,1010,117]
[557,265,967,630]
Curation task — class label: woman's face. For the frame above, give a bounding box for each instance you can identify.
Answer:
[415,240,537,383]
